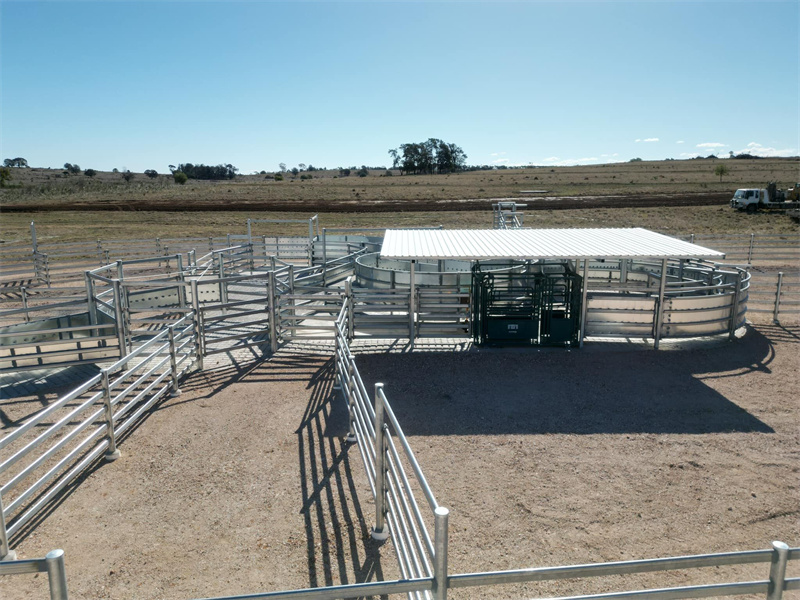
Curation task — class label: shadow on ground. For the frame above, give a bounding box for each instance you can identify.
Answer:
[353,325,789,436]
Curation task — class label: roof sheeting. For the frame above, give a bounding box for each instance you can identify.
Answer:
[380,228,726,260]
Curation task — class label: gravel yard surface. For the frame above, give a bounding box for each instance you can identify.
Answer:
[2,324,798,600]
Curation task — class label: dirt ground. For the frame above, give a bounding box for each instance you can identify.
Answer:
[2,323,799,600]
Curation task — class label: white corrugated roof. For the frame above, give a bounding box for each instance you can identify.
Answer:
[380,228,725,260]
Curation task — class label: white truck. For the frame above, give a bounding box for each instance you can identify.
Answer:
[731,182,800,213]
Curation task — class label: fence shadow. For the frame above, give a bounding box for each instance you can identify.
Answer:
[354,325,781,436]
[296,357,389,592]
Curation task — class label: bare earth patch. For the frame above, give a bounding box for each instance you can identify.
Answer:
[2,324,798,599]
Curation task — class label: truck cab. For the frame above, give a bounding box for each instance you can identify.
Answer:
[731,188,765,212]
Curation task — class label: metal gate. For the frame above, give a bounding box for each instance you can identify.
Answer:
[470,265,582,347]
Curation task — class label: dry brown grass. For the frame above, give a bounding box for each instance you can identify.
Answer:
[1,158,798,207]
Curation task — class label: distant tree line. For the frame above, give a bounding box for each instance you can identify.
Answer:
[388,139,467,175]
[171,163,238,180]
[3,157,28,168]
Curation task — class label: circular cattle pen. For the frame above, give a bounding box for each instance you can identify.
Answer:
[376,228,748,348]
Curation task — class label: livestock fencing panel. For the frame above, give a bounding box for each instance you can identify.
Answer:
[0,315,198,560]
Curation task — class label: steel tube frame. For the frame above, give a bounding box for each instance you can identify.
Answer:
[767,541,789,600]
[372,383,389,540]
[773,272,783,323]
[653,258,668,350]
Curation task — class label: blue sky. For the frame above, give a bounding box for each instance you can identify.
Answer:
[1,1,798,173]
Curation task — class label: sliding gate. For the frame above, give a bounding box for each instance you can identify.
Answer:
[471,265,582,347]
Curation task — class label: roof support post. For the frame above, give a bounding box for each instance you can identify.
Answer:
[653,258,668,349]
[409,260,416,346]
[579,259,589,348]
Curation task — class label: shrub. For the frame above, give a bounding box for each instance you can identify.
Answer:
[300,174,312,180]
[274,173,284,181]
[144,169,159,179]
[121,170,135,182]
[0,167,11,187]
[84,169,97,177]
[173,171,188,184]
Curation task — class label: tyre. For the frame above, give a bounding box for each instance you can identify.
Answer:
[746,204,757,214]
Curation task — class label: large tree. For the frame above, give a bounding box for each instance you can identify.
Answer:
[389,139,467,174]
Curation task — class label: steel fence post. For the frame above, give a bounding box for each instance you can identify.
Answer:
[579,259,590,348]
[0,493,16,560]
[176,255,187,308]
[766,541,789,600]
[45,549,69,600]
[372,383,389,541]
[101,370,121,461]
[268,270,278,353]
[748,233,755,264]
[190,279,204,371]
[409,260,416,345]
[30,220,38,253]
[84,273,98,335]
[653,258,669,349]
[44,253,51,287]
[728,270,742,340]
[345,277,354,341]
[21,286,29,323]
[433,506,450,600]
[217,254,227,314]
[773,272,783,324]
[168,326,181,397]
[345,360,357,443]
[112,280,127,359]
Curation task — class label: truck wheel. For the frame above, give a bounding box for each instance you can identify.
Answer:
[746,204,757,214]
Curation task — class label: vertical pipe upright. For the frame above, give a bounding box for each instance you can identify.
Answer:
[0,493,15,560]
[766,541,789,600]
[217,254,227,313]
[190,279,204,371]
[84,273,98,336]
[372,383,389,540]
[30,221,38,254]
[748,233,755,263]
[728,271,743,340]
[268,270,278,353]
[112,280,127,359]
[579,259,589,348]
[246,219,252,247]
[45,549,69,600]
[433,507,450,600]
[346,276,354,341]
[168,326,182,397]
[409,260,416,344]
[773,272,783,324]
[322,228,327,287]
[21,287,30,323]
[653,258,669,349]
[176,255,187,308]
[346,361,357,443]
[101,371,121,461]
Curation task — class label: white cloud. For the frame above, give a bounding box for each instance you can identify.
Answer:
[676,140,685,144]
[735,143,798,157]
[680,152,701,158]
[635,138,659,143]
[697,142,726,148]
[540,156,599,167]
[489,152,506,157]
[491,158,510,164]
